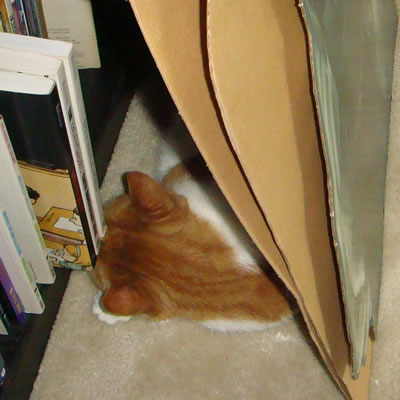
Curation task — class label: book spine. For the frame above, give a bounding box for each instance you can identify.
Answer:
[0,39,104,242]
[0,265,25,335]
[12,0,27,34]
[53,66,101,254]
[65,55,106,240]
[0,302,10,334]
[11,0,25,34]
[0,7,5,32]
[27,0,40,37]
[0,0,11,32]
[3,0,17,33]
[22,0,38,37]
[0,208,44,314]
[21,0,33,35]
[2,209,39,291]
[15,0,28,34]
[0,257,25,322]
[31,0,46,37]
[0,116,56,283]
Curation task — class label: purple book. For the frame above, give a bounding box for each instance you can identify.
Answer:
[0,257,25,322]
[11,0,28,35]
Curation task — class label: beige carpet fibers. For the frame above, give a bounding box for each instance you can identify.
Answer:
[30,31,400,399]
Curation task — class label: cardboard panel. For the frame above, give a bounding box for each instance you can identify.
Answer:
[206,0,372,398]
[128,0,294,292]
[128,0,373,398]
[207,0,338,353]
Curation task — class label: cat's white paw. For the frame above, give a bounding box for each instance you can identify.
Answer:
[92,291,132,325]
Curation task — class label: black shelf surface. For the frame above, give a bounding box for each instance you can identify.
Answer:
[0,268,71,400]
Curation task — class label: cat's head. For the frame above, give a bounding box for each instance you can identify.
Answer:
[92,171,292,323]
[91,171,192,316]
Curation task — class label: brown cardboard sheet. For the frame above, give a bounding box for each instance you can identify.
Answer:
[128,0,294,292]
[128,0,372,398]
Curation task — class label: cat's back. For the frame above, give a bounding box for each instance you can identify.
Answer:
[160,146,263,275]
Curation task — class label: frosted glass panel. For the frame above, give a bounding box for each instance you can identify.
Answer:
[300,0,397,378]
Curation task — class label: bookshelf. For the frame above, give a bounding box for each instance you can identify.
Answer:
[0,0,154,398]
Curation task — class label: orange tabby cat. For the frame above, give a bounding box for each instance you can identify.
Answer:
[92,154,292,331]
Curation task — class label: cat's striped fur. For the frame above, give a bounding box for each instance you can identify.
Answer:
[92,139,292,330]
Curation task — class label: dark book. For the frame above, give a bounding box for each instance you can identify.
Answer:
[0,302,10,335]
[21,0,35,36]
[0,253,28,336]
[0,280,24,336]
[25,0,44,37]
[0,71,96,271]
[0,257,25,324]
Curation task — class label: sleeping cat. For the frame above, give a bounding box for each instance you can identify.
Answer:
[91,133,293,331]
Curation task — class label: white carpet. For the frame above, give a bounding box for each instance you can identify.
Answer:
[30,32,400,399]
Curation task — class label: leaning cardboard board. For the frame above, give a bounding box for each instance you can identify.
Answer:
[129,0,293,291]
[299,0,397,379]
[128,0,393,398]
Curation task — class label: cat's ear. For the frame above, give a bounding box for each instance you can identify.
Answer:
[125,171,175,219]
[102,284,152,316]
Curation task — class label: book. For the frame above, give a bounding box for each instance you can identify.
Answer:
[0,267,24,335]
[10,0,20,33]
[40,0,100,69]
[0,32,107,242]
[16,0,28,34]
[0,299,11,334]
[20,0,43,37]
[21,0,34,36]
[0,71,96,270]
[31,0,47,38]
[2,0,17,34]
[0,115,55,283]
[0,0,11,33]
[11,0,28,35]
[0,256,25,322]
[23,0,44,37]
[0,207,44,313]
[0,45,102,255]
